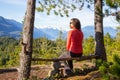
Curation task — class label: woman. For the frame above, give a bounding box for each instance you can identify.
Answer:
[50,18,83,77]
[66,18,84,70]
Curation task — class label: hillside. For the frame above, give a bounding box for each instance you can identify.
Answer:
[0,16,22,38]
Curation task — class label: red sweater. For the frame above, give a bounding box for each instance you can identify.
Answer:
[66,29,83,54]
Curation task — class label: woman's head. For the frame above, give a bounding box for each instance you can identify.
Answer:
[70,18,81,30]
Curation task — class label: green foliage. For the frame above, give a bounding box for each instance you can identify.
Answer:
[105,0,120,23]
[96,59,103,67]
[0,29,120,74]
[0,57,7,65]
[97,60,111,80]
[98,54,120,80]
[116,26,120,41]
[106,0,117,8]
[110,54,120,79]
[0,37,20,68]
[37,0,120,24]
[37,0,84,17]
[104,33,114,60]
[104,33,112,45]
[106,0,120,8]
[116,11,120,22]
[83,35,95,55]
[31,34,66,65]
[48,30,66,57]
[30,76,40,80]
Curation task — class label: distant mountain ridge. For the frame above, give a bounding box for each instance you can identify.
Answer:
[82,26,117,38]
[0,16,22,38]
[0,16,117,39]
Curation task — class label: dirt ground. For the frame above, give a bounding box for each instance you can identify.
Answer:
[0,62,102,80]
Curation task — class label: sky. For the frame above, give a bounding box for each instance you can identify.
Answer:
[0,0,119,31]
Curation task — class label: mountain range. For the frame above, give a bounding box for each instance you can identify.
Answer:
[0,16,117,40]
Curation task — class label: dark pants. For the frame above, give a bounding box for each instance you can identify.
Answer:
[67,51,82,69]
[50,52,82,77]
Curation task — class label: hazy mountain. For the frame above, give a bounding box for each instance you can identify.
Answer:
[38,27,67,39]
[0,16,22,38]
[0,16,64,39]
[82,26,117,38]
[34,27,65,40]
[0,16,117,39]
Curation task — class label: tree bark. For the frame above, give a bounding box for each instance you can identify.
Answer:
[18,0,36,80]
[94,0,107,61]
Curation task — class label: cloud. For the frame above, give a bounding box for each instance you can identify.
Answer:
[34,8,95,30]
[0,0,26,6]
[103,16,119,28]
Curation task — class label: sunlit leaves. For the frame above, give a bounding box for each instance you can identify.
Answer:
[105,0,120,23]
[54,10,58,15]
[71,4,76,9]
[36,7,44,12]
[116,11,120,23]
[106,0,118,9]
[37,0,84,17]
[37,0,120,23]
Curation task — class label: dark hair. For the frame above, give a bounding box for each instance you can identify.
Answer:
[71,18,81,30]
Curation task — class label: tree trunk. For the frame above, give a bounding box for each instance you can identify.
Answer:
[18,0,36,80]
[94,0,107,61]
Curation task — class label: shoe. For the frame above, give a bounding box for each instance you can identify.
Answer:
[65,69,74,76]
[49,69,62,79]
[52,61,61,70]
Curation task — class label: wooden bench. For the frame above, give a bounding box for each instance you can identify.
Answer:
[32,55,99,61]
[32,55,100,77]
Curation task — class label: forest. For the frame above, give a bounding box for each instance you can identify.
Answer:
[0,27,120,79]
[0,27,119,67]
